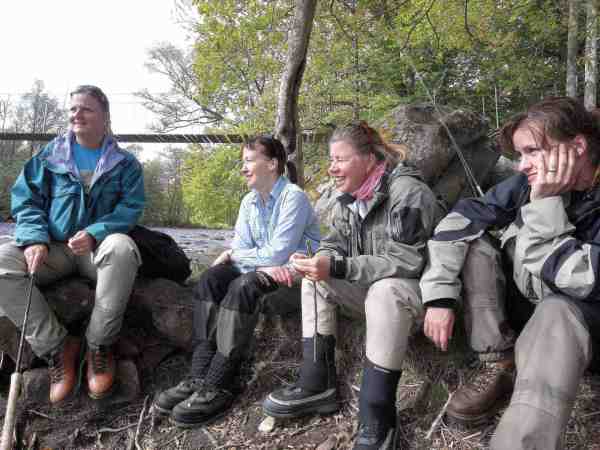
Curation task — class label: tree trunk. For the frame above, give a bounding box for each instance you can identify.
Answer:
[567,0,579,97]
[585,0,598,108]
[275,0,318,187]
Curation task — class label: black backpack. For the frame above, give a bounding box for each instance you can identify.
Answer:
[128,225,192,283]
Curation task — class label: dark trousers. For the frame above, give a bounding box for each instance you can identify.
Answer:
[192,264,300,360]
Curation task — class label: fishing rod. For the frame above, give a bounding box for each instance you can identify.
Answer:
[404,56,485,198]
[399,50,485,440]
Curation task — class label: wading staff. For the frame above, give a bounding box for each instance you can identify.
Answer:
[305,240,318,363]
[0,272,35,450]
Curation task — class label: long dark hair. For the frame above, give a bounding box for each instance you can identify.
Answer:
[243,135,297,183]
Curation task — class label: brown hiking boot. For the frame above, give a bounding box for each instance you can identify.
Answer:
[48,336,82,404]
[87,345,116,399]
[446,359,515,427]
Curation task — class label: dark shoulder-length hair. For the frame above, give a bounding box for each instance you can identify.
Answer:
[500,96,600,165]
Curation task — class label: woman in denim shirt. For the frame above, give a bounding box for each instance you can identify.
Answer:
[154,135,320,428]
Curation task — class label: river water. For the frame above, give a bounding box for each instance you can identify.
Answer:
[0,223,234,269]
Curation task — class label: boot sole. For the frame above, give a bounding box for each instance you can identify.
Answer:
[445,410,497,428]
[153,398,193,417]
[169,408,230,429]
[445,395,511,428]
[262,393,338,419]
[152,403,174,416]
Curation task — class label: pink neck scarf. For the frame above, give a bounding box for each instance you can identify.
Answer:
[352,162,386,201]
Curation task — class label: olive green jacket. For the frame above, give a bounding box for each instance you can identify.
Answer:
[317,163,443,286]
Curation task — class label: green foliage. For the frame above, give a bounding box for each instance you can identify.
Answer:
[192,0,292,130]
[182,146,247,227]
[140,159,168,225]
[0,81,67,219]
[187,0,579,133]
[0,154,27,219]
[140,146,194,226]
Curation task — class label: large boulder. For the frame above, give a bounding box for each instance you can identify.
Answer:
[483,155,519,190]
[5,277,195,368]
[430,137,499,208]
[127,278,195,350]
[378,103,490,185]
[313,180,341,228]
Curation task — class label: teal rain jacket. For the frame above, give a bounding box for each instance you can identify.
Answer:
[11,132,145,247]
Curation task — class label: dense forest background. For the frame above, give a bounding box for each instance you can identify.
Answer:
[1,0,597,226]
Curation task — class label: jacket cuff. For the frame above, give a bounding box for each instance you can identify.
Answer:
[85,224,106,243]
[329,255,347,279]
[18,242,50,251]
[421,284,462,304]
[16,237,50,249]
[424,298,457,309]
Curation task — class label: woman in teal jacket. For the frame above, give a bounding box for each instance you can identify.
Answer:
[0,85,144,404]
[13,130,144,246]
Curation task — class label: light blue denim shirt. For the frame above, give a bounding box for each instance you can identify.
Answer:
[231,176,320,273]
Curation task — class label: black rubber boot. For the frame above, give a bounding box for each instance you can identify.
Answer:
[153,341,216,415]
[263,334,338,418]
[170,351,240,428]
[353,359,401,450]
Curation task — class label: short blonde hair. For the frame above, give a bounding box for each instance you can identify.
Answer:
[70,85,112,135]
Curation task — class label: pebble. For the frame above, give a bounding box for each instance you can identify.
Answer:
[258,415,276,433]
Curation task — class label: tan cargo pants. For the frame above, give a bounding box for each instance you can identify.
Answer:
[463,236,593,450]
[490,296,592,450]
[300,277,423,370]
[0,233,140,357]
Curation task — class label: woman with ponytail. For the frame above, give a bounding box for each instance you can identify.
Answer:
[154,134,320,428]
[263,121,442,449]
